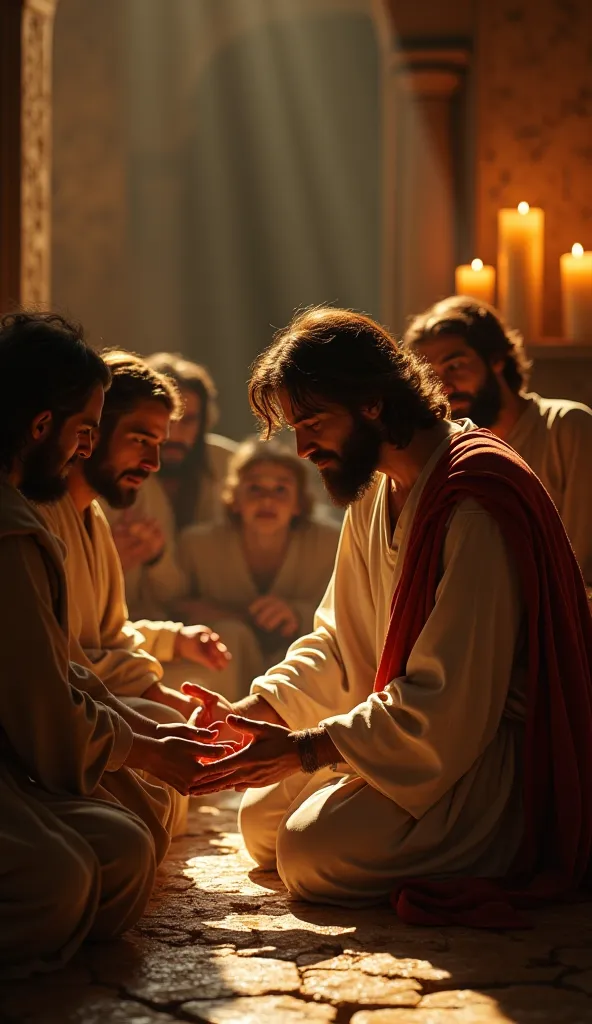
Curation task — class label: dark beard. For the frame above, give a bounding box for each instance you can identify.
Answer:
[310,415,383,508]
[83,453,149,510]
[452,370,502,428]
[19,436,70,504]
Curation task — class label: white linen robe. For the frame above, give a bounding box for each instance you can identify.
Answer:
[506,392,592,588]
[240,422,527,905]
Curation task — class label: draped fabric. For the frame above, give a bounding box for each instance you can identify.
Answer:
[375,429,592,927]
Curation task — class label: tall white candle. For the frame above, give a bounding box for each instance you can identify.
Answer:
[455,259,496,304]
[560,243,592,344]
[498,202,544,339]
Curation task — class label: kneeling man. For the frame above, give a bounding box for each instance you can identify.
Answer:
[186,306,592,927]
[41,349,230,727]
[0,313,227,976]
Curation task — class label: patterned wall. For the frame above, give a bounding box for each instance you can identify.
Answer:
[475,0,592,339]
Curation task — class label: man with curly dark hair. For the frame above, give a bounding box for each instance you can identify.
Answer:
[403,296,592,589]
[0,313,227,977]
[183,306,592,930]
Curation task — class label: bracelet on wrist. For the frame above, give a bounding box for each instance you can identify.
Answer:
[294,729,319,774]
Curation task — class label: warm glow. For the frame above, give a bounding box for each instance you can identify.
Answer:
[572,243,585,259]
[517,201,530,215]
[471,258,484,272]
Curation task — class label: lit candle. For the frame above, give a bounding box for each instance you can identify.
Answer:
[560,243,592,343]
[497,201,544,339]
[455,258,496,304]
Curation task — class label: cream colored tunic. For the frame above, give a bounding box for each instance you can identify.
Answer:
[507,392,592,587]
[0,479,171,978]
[241,422,527,905]
[102,433,237,621]
[40,495,188,834]
[177,518,340,700]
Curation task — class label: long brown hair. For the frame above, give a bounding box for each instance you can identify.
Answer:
[249,306,449,448]
[403,296,532,394]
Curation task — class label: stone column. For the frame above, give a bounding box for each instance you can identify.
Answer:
[0,0,58,313]
[374,25,468,331]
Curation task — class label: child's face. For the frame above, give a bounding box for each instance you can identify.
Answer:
[233,461,301,534]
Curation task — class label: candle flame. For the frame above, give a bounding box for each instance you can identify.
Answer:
[471,258,484,272]
[517,201,530,215]
[572,243,584,258]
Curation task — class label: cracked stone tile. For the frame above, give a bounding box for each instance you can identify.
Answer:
[181,994,337,1023]
[112,950,300,1004]
[4,795,592,1024]
[300,969,421,1007]
[409,934,563,988]
[350,1003,503,1024]
[0,980,181,1024]
[357,953,451,983]
[296,953,362,970]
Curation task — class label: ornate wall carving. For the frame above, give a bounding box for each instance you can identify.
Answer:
[475,0,592,338]
[0,0,56,313]
[20,0,57,307]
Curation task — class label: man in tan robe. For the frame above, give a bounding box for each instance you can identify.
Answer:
[0,313,227,977]
[403,295,592,591]
[177,307,535,906]
[40,352,232,830]
[102,354,237,622]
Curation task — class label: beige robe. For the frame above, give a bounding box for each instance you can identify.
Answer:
[240,421,526,906]
[40,495,190,834]
[0,479,172,978]
[102,433,237,621]
[506,392,592,588]
[176,518,340,701]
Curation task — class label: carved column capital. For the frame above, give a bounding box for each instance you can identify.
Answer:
[0,0,58,312]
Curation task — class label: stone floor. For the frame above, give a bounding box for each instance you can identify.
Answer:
[2,795,592,1024]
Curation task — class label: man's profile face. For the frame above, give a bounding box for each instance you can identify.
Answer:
[278,391,383,507]
[416,334,503,428]
[20,384,104,504]
[82,399,170,508]
[160,387,202,473]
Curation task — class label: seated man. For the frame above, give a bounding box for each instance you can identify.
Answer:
[0,313,226,977]
[402,296,592,591]
[185,306,592,927]
[103,353,237,624]
[41,349,231,729]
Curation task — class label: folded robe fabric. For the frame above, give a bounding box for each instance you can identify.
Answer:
[374,428,592,928]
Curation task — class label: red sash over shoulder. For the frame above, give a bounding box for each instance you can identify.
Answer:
[374,429,592,928]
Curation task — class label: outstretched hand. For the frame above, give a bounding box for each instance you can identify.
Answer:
[188,716,301,797]
[181,681,245,743]
[134,723,237,795]
[174,624,231,672]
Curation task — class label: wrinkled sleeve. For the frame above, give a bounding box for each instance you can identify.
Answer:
[554,407,592,589]
[251,510,374,730]
[0,536,133,794]
[133,618,183,663]
[322,504,524,817]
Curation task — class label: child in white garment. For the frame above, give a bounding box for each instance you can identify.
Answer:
[176,439,340,700]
